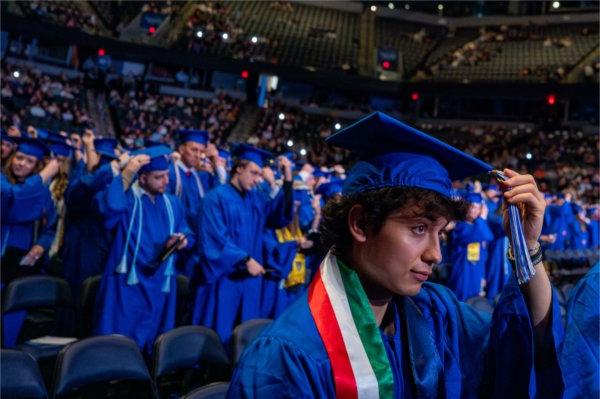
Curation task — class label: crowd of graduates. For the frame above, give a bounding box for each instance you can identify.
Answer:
[1,118,598,358]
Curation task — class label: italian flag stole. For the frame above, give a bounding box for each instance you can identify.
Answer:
[308,251,395,398]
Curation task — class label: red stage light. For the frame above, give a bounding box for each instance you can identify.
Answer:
[411,92,420,101]
[98,48,106,57]
[148,26,156,34]
[241,70,249,79]
[382,61,391,69]
[546,94,556,105]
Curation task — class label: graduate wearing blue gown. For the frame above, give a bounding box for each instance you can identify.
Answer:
[168,129,225,278]
[228,112,565,399]
[447,193,494,301]
[566,203,589,250]
[1,138,58,283]
[61,137,119,300]
[190,145,294,346]
[93,146,194,354]
[588,206,600,248]
[559,263,599,399]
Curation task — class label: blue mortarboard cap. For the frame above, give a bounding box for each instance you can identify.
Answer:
[484,184,499,192]
[556,193,565,200]
[543,193,553,200]
[178,129,209,145]
[218,148,231,159]
[465,192,483,204]
[14,137,50,160]
[144,138,163,148]
[233,144,272,168]
[316,179,344,201]
[325,112,492,198]
[45,138,75,157]
[35,128,50,140]
[1,132,16,144]
[132,145,172,173]
[94,138,119,160]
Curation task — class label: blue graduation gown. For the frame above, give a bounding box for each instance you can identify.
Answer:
[559,263,599,399]
[447,218,494,301]
[190,182,293,345]
[485,212,510,301]
[1,173,56,259]
[61,163,114,300]
[294,188,315,233]
[260,228,299,318]
[589,219,600,248]
[168,162,221,278]
[93,176,194,354]
[228,278,564,398]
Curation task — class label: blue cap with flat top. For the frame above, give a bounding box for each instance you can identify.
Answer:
[94,138,119,160]
[233,144,272,168]
[325,112,493,198]
[131,145,172,173]
[178,129,209,145]
[45,138,75,157]
[14,137,50,160]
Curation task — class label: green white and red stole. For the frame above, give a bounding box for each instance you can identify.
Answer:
[308,251,395,399]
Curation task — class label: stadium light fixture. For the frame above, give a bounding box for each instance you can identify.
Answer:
[251,36,258,44]
[196,30,203,38]
[437,4,444,11]
[546,94,556,105]
[241,70,249,79]
[278,113,285,120]
[98,48,106,56]
[411,92,420,101]
[388,2,395,10]
[148,26,156,34]
[334,123,341,130]
[404,3,410,10]
[12,71,20,78]
[552,1,560,9]
[286,139,294,147]
[300,148,307,156]
[526,153,533,160]
[222,32,229,40]
[370,5,377,12]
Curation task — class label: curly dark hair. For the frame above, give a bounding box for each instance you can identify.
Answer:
[320,187,469,257]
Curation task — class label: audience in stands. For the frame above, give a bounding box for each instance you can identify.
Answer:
[107,85,241,149]
[26,1,100,34]
[1,62,93,133]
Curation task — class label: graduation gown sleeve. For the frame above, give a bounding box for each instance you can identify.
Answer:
[265,181,294,230]
[559,263,599,399]
[1,174,47,223]
[481,276,565,399]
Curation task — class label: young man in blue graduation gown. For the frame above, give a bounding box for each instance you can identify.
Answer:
[61,136,121,300]
[190,145,293,347]
[447,192,494,300]
[168,129,226,278]
[1,138,60,284]
[93,146,194,355]
[228,112,565,398]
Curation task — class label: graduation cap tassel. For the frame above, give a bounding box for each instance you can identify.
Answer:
[127,195,144,286]
[508,202,536,284]
[493,171,536,284]
[161,274,171,293]
[117,197,140,274]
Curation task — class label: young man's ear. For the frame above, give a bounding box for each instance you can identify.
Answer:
[348,204,367,243]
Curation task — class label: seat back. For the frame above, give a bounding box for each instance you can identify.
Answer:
[3,276,72,313]
[232,319,272,365]
[52,335,155,398]
[78,275,101,337]
[466,296,494,313]
[1,349,48,399]
[153,326,231,397]
[182,382,230,399]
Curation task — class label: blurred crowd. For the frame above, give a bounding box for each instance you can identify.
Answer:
[1,62,93,133]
